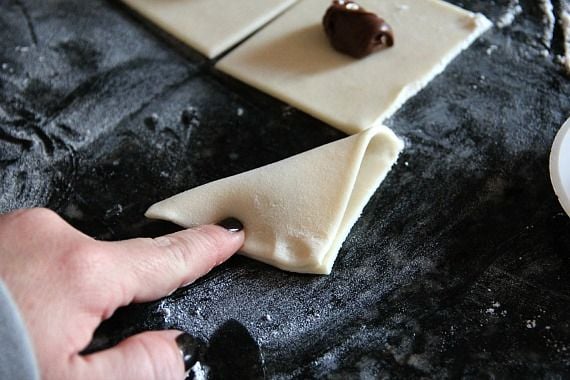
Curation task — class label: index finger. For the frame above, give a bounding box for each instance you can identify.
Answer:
[97,221,244,313]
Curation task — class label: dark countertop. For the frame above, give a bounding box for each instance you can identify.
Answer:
[1,0,569,378]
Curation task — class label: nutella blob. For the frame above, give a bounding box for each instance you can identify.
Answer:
[323,0,394,58]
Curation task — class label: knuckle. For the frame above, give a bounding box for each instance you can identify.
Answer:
[155,229,224,264]
[60,242,109,291]
[190,228,226,253]
[0,208,76,241]
[19,207,62,225]
[191,227,229,256]
[0,208,82,254]
[153,235,193,267]
[4,207,62,229]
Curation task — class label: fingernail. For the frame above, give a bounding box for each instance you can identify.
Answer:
[176,333,200,371]
[217,217,243,232]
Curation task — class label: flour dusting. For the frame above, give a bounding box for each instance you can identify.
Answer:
[497,0,522,28]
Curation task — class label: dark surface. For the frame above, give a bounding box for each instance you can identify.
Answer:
[1,0,570,378]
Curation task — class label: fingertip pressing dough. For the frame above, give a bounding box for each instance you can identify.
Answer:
[216,0,492,134]
[146,125,404,274]
[120,0,297,58]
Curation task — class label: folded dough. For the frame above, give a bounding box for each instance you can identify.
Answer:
[146,125,404,274]
[216,0,492,134]
[120,0,297,58]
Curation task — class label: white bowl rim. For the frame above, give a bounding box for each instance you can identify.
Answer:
[550,117,570,217]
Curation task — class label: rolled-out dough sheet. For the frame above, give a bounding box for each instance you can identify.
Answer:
[216,0,492,134]
[120,0,297,58]
[146,125,404,274]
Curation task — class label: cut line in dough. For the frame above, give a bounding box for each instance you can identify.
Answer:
[120,0,297,58]
[216,0,492,134]
[146,125,404,274]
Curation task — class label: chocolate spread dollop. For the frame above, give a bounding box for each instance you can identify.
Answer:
[323,0,394,58]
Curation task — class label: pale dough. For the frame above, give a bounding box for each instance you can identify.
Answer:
[216,0,492,134]
[146,125,404,274]
[120,0,297,58]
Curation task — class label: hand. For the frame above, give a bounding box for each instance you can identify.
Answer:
[0,208,244,380]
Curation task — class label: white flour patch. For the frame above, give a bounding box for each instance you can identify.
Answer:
[497,0,523,29]
[561,3,570,74]
[486,44,498,56]
[539,0,555,49]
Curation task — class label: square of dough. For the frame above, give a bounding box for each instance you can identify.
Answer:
[120,0,297,58]
[216,0,491,134]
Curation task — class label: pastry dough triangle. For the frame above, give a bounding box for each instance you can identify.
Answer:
[146,125,403,274]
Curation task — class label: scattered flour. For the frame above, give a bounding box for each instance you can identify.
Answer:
[539,0,555,49]
[486,44,499,56]
[157,300,172,322]
[64,203,84,220]
[561,3,570,74]
[189,362,210,380]
[484,302,502,316]
[497,0,523,29]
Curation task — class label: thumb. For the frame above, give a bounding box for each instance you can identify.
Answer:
[79,330,199,380]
